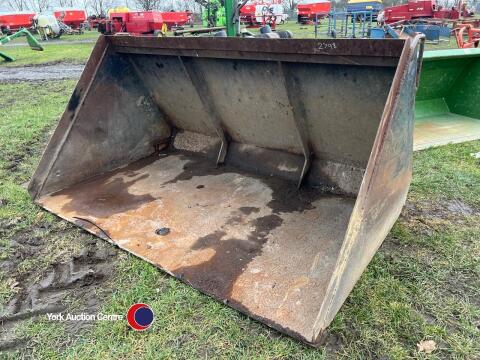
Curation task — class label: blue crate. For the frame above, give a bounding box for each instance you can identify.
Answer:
[369,27,385,38]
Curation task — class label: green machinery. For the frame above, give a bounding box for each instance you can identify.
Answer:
[0,28,43,62]
[200,0,227,28]
[196,0,237,36]
[415,48,480,150]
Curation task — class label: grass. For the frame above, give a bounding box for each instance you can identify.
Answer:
[0,27,479,358]
[0,42,95,67]
[42,31,100,42]
[48,141,476,360]
[3,31,100,45]
[1,31,99,67]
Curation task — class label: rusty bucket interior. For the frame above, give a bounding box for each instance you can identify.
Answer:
[29,35,423,345]
[415,48,480,150]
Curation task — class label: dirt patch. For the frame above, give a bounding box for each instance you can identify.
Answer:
[0,224,119,352]
[0,64,84,82]
[394,199,479,240]
[445,200,475,216]
[3,122,54,175]
[401,199,479,222]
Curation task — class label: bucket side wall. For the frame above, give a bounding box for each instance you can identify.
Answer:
[30,45,171,198]
[312,37,423,344]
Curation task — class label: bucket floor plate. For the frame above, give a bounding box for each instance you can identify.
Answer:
[37,151,355,341]
[414,113,480,150]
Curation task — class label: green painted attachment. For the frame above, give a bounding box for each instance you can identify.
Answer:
[0,28,43,62]
[0,51,15,62]
[415,48,480,150]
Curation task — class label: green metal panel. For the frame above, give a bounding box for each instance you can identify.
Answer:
[224,0,235,36]
[414,49,480,150]
[415,98,450,119]
[422,48,480,59]
[446,55,480,120]
[416,57,474,100]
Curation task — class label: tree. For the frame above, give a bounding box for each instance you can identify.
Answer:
[6,0,29,11]
[57,0,76,7]
[282,0,296,12]
[28,0,49,12]
[135,0,161,11]
[89,0,115,16]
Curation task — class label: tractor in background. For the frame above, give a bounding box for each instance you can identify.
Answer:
[99,11,168,35]
[98,10,192,36]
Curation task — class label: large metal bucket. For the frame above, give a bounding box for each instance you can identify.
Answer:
[29,35,424,345]
[415,48,480,150]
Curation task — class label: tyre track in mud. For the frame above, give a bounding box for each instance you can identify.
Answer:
[0,225,120,353]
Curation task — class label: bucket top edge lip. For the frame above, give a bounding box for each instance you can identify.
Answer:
[104,35,406,58]
[423,48,480,60]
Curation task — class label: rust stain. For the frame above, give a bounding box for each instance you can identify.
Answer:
[175,214,283,300]
[55,154,161,218]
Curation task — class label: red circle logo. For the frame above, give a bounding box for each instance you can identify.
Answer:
[126,303,154,331]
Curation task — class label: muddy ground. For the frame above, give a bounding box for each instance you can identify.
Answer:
[0,217,120,352]
[0,64,84,82]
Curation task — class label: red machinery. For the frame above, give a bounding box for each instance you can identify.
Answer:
[158,11,192,30]
[53,9,87,29]
[87,15,106,30]
[240,1,284,28]
[384,0,460,23]
[100,11,192,35]
[240,3,258,25]
[296,0,331,24]
[0,12,36,33]
[454,23,480,48]
[103,11,165,35]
